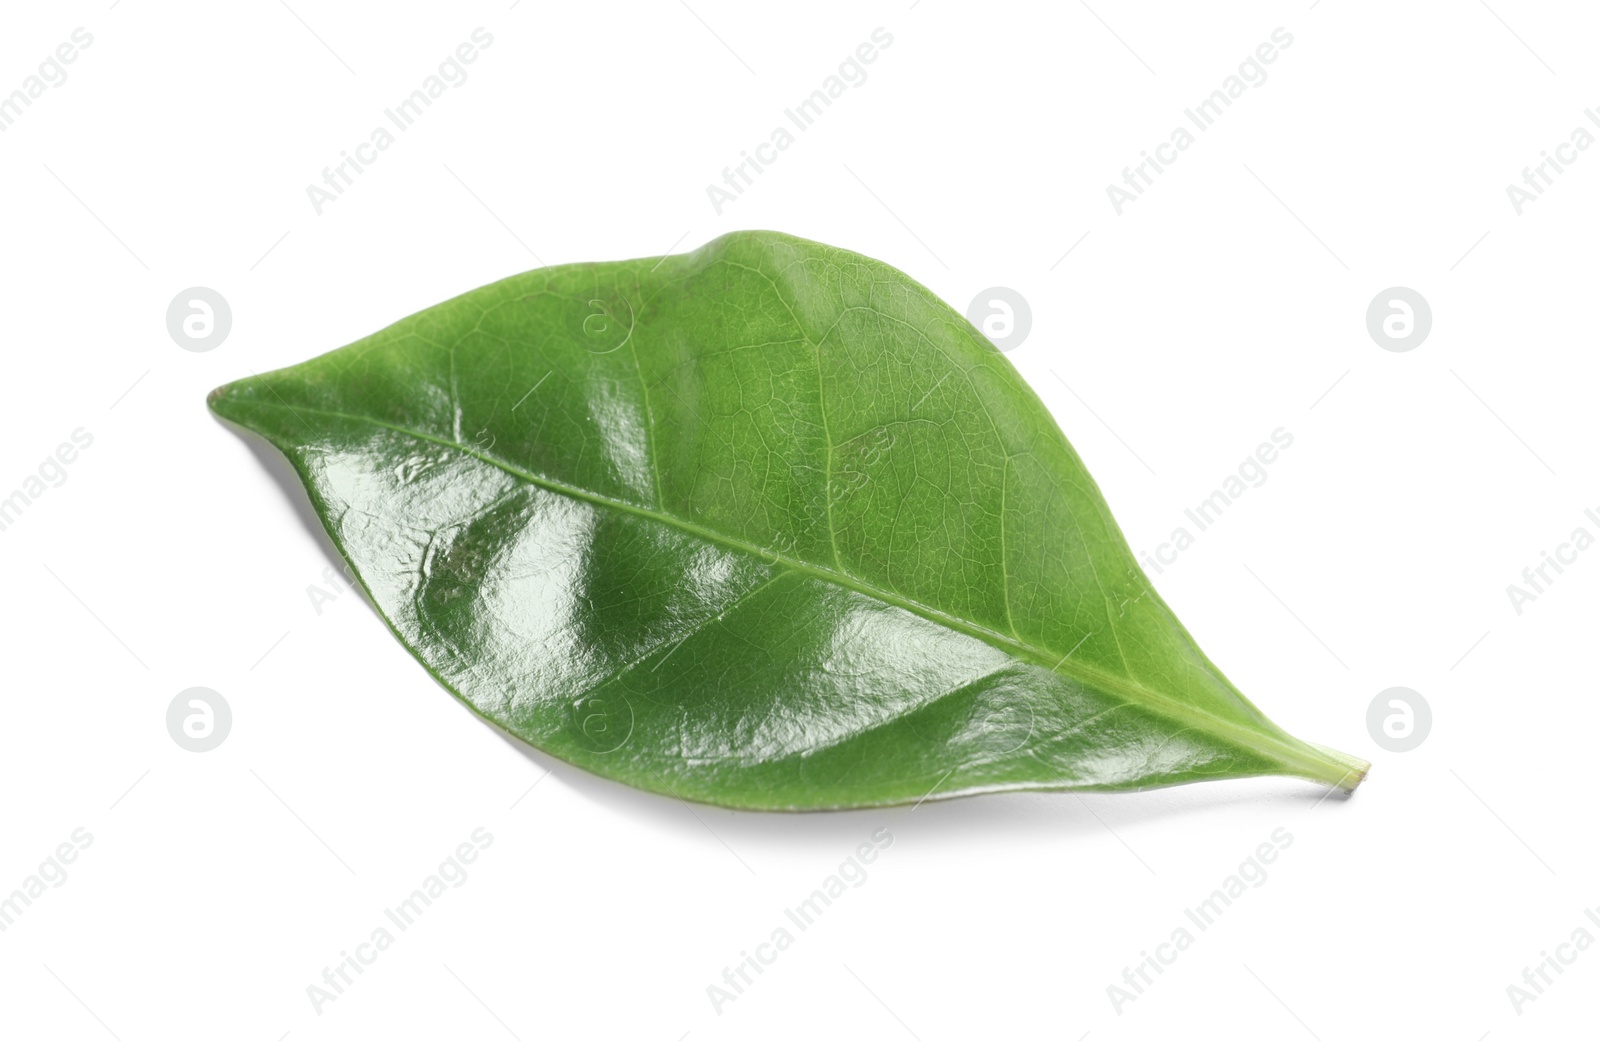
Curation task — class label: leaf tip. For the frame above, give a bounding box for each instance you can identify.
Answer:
[207,379,249,421]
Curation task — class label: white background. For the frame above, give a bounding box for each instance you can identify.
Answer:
[1,1,1595,1037]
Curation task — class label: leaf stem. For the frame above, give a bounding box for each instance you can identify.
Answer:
[1287,742,1369,793]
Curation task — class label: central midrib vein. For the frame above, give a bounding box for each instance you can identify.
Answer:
[237,397,1337,776]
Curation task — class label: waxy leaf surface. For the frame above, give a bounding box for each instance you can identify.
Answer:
[210,231,1367,809]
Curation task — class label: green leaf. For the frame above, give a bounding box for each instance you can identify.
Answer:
[209,230,1367,809]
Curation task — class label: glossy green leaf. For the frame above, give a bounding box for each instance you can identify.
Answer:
[210,230,1367,809]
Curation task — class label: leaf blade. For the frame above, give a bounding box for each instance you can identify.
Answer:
[211,231,1367,809]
